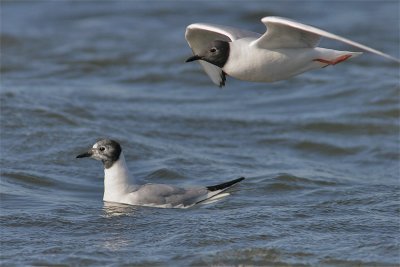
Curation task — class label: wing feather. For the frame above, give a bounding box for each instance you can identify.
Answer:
[253,16,399,63]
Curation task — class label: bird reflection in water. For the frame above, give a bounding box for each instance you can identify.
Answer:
[102,202,138,218]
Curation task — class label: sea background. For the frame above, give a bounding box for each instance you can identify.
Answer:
[1,1,399,266]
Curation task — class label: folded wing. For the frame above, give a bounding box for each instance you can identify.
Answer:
[135,183,208,207]
[134,177,245,208]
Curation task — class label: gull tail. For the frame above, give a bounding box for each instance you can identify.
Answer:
[206,177,245,191]
[195,177,245,205]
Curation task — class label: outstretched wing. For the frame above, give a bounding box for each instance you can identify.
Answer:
[252,16,400,63]
[185,23,261,87]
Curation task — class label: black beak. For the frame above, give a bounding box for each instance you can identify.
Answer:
[76,150,93,158]
[185,55,202,62]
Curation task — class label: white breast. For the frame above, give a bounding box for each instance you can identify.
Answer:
[103,153,138,204]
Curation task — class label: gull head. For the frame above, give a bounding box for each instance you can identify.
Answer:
[185,40,230,68]
[76,139,122,169]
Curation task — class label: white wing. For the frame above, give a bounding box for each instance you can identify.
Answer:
[198,61,226,87]
[185,23,261,86]
[252,16,400,63]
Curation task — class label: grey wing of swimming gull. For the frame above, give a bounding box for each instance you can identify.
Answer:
[132,177,245,207]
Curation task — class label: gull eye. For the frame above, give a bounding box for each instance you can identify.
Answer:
[99,146,105,152]
[210,47,217,53]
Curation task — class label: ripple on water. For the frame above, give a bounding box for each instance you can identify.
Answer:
[247,173,338,194]
[300,121,397,135]
[191,247,311,266]
[2,170,56,187]
[144,167,186,180]
[294,140,364,156]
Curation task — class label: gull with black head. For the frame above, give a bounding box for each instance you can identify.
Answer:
[185,16,400,87]
[76,139,245,208]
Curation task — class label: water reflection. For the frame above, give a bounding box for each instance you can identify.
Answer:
[102,236,131,252]
[102,202,138,218]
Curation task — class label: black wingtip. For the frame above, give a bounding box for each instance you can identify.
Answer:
[218,71,227,88]
[206,177,245,191]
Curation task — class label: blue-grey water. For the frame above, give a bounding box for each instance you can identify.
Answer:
[1,1,399,266]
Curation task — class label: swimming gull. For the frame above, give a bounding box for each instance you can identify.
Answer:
[76,139,245,208]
